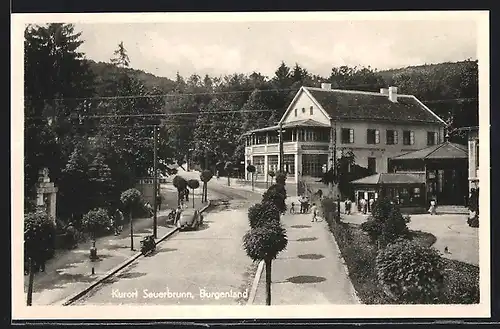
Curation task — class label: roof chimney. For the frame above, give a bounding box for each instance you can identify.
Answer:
[388,86,398,102]
[380,88,389,95]
[321,83,332,90]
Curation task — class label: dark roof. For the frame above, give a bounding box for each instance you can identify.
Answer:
[350,173,425,185]
[243,119,329,135]
[391,141,468,160]
[305,87,445,125]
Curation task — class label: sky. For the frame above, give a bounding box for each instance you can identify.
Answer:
[74,19,478,80]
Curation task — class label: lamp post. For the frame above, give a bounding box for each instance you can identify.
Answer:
[152,125,158,239]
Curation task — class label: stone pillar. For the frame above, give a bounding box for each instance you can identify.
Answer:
[36,168,58,223]
[294,153,299,183]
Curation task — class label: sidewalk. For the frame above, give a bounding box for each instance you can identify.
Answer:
[252,211,360,305]
[23,184,216,306]
[23,209,178,306]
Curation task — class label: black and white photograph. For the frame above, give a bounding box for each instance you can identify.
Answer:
[12,11,490,320]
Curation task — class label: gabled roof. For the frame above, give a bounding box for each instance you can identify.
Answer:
[243,119,329,135]
[391,141,468,160]
[350,173,425,185]
[301,87,446,125]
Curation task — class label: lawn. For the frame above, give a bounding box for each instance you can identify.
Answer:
[327,219,479,304]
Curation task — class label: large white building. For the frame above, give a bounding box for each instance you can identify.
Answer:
[242,83,447,189]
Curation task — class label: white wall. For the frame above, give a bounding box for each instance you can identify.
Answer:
[282,90,330,125]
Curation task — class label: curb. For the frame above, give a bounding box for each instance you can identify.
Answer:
[61,200,213,306]
[325,217,362,304]
[246,260,265,305]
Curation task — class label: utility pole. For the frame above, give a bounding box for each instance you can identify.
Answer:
[152,125,158,239]
[279,122,284,172]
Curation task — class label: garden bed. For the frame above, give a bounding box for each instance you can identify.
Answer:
[326,218,479,304]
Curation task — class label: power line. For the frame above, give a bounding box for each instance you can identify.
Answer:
[27,87,299,102]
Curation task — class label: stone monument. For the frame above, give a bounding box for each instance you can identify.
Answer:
[36,168,58,223]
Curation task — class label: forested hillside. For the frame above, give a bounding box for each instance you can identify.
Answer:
[24,23,478,219]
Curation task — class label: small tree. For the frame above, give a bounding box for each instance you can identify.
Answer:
[262,184,287,214]
[225,161,233,186]
[247,165,256,191]
[172,175,188,206]
[243,221,288,305]
[187,179,200,208]
[360,197,410,248]
[120,188,143,251]
[248,202,281,229]
[81,208,110,260]
[24,209,56,306]
[200,170,213,203]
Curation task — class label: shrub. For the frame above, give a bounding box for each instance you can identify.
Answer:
[24,210,56,264]
[262,184,287,213]
[439,259,479,304]
[361,198,410,247]
[81,208,111,238]
[248,202,280,229]
[320,197,338,224]
[376,239,444,304]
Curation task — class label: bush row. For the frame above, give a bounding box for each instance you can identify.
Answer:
[320,197,479,304]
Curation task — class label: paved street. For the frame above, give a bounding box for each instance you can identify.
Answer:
[74,206,258,305]
[253,211,360,305]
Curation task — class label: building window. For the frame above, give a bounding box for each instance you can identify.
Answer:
[403,130,415,145]
[283,154,295,175]
[302,107,306,113]
[302,154,328,177]
[386,130,398,145]
[367,129,380,144]
[427,131,438,146]
[268,132,278,144]
[310,106,313,115]
[252,156,265,174]
[256,134,267,145]
[341,128,354,144]
[267,155,279,174]
[368,157,376,174]
[297,129,304,141]
[294,108,297,117]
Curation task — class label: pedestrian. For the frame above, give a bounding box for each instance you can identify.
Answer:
[290,202,296,214]
[114,209,124,235]
[360,198,367,214]
[145,202,153,217]
[346,198,352,215]
[429,198,437,215]
[175,205,182,225]
[311,203,318,222]
[344,199,349,214]
[369,198,375,213]
[156,194,162,211]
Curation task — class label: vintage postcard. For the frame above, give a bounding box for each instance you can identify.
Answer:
[11,11,490,320]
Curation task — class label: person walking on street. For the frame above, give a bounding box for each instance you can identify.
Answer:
[346,198,352,215]
[369,198,375,213]
[311,203,318,222]
[290,202,296,214]
[360,198,366,214]
[156,194,162,211]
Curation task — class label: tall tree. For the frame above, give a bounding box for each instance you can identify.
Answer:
[24,23,95,203]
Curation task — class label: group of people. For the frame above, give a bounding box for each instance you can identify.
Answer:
[358,198,375,215]
[290,194,319,222]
